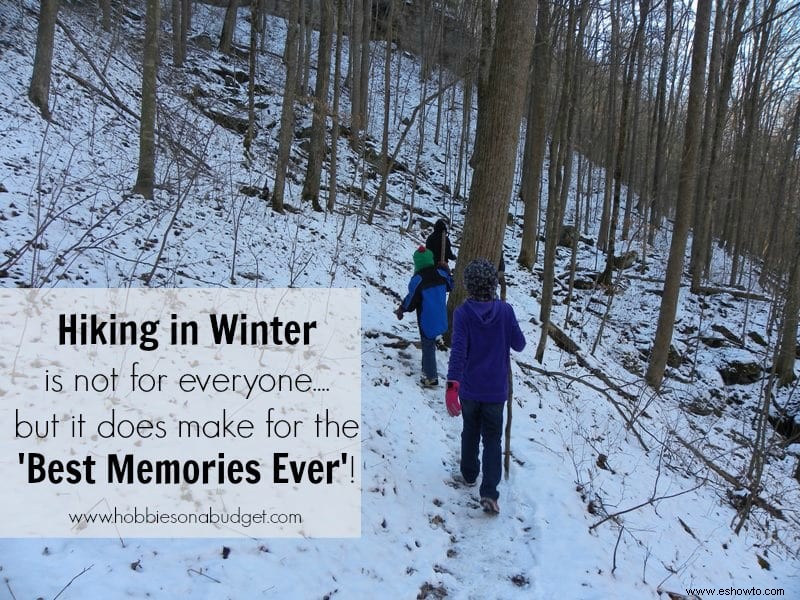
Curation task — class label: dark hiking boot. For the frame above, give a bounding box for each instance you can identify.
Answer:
[480,497,500,514]
[451,471,477,488]
[419,377,439,388]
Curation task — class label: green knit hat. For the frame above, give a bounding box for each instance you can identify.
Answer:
[413,246,434,272]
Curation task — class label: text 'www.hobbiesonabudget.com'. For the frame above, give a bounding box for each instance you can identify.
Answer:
[0,288,361,538]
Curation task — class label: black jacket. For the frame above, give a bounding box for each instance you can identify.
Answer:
[425,220,456,264]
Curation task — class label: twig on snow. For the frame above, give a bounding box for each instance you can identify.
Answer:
[52,564,94,600]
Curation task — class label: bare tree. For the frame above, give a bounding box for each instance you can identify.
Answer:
[132,0,160,199]
[273,0,301,212]
[29,0,60,120]
[596,0,620,253]
[646,0,674,245]
[447,0,537,317]
[219,0,240,55]
[535,0,590,362]
[171,0,190,67]
[599,0,651,286]
[646,0,712,388]
[99,0,111,32]
[244,0,262,158]
[327,0,345,212]
[774,96,800,386]
[302,0,335,212]
[181,0,191,61]
[517,0,553,269]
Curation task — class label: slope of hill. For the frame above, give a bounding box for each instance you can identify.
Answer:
[0,2,797,598]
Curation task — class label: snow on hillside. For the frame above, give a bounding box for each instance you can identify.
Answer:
[0,2,798,598]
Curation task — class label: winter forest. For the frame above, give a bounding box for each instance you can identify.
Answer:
[1,0,800,597]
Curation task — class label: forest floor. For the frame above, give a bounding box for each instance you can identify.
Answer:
[0,1,798,598]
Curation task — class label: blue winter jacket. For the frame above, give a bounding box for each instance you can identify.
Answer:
[447,299,526,402]
[401,266,452,338]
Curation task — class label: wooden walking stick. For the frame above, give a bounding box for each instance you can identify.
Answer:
[499,261,512,479]
[440,222,447,267]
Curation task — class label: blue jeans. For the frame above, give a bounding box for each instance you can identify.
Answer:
[460,398,504,501]
[419,327,438,380]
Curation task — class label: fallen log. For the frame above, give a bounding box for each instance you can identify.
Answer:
[695,286,770,302]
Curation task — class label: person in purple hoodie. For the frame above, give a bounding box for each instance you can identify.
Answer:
[445,258,526,514]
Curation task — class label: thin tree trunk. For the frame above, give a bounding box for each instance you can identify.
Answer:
[219,0,240,54]
[536,0,587,362]
[171,0,183,67]
[646,0,712,388]
[357,0,371,136]
[647,0,674,245]
[774,96,800,386]
[327,0,345,212]
[597,0,620,252]
[99,0,111,32]
[302,0,334,212]
[273,0,301,212]
[700,0,748,277]
[517,0,552,269]
[621,12,647,242]
[243,0,261,158]
[350,0,363,125]
[133,0,160,199]
[29,0,60,121]
[729,0,778,287]
[181,0,191,60]
[599,0,650,286]
[689,0,725,290]
[376,0,394,211]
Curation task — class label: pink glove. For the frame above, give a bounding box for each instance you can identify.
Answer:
[445,381,461,417]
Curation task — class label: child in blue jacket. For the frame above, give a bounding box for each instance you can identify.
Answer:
[395,246,453,387]
[445,258,526,514]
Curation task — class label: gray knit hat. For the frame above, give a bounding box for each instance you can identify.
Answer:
[464,258,498,301]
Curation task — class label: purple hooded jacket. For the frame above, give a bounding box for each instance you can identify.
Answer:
[447,299,526,403]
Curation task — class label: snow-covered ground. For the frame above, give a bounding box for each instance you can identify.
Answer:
[0,1,798,598]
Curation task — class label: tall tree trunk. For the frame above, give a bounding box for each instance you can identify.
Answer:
[376,0,394,210]
[774,97,800,386]
[243,0,261,159]
[349,0,364,126]
[171,0,183,67]
[698,0,747,278]
[645,0,712,388]
[29,0,60,121]
[535,0,588,362]
[99,0,111,32]
[357,0,371,137]
[272,0,301,213]
[133,0,160,199]
[327,0,345,212]
[689,0,725,290]
[469,0,495,171]
[181,0,192,60]
[728,0,777,287]
[620,13,646,243]
[599,0,651,286]
[298,0,313,96]
[777,245,800,387]
[517,0,552,269]
[219,0,240,55]
[302,0,334,212]
[647,0,674,245]
[447,0,537,326]
[596,0,620,252]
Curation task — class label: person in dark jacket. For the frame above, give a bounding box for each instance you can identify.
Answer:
[445,258,526,514]
[395,246,453,387]
[425,219,456,267]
